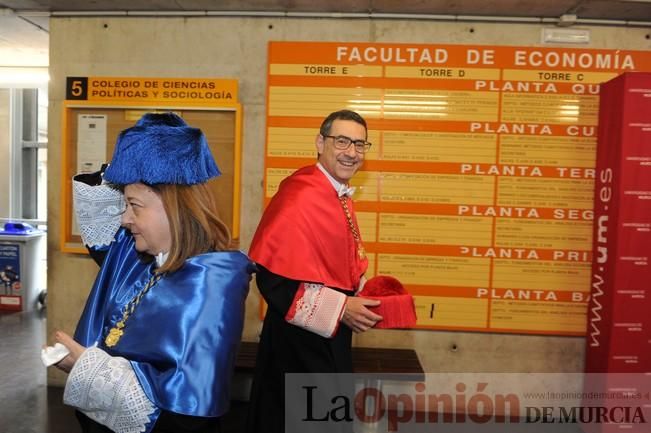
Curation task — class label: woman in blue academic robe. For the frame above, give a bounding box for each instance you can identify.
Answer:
[51,112,253,433]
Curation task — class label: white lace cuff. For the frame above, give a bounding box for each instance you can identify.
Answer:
[73,178,124,247]
[64,347,158,433]
[285,283,347,338]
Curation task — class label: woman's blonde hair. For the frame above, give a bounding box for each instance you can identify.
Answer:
[152,182,231,274]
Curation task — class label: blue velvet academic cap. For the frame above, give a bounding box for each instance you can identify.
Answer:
[103,112,220,185]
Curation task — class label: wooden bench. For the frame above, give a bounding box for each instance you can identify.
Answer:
[235,341,424,379]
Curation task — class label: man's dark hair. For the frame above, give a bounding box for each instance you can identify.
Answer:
[319,110,367,137]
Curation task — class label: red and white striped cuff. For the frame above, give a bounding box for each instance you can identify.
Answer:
[285,282,347,338]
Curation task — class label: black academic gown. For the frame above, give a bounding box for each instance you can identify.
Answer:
[246,266,354,433]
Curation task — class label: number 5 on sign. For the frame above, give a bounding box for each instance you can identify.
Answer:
[66,77,88,100]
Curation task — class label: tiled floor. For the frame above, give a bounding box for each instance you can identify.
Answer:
[0,309,248,433]
[0,309,79,433]
[0,309,589,433]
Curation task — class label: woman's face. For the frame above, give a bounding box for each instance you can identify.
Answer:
[121,183,172,256]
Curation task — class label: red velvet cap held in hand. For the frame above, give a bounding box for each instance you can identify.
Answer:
[359,276,417,329]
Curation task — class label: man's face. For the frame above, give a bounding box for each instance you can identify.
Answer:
[315,119,367,184]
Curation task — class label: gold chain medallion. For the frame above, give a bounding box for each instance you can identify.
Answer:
[104,273,162,348]
[339,196,366,260]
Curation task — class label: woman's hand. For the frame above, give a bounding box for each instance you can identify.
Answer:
[53,331,86,373]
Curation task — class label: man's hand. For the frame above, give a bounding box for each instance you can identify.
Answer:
[53,331,86,373]
[342,297,382,333]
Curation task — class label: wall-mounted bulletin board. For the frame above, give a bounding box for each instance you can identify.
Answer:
[61,77,242,253]
[263,41,651,336]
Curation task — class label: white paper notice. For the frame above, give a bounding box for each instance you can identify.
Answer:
[73,114,108,236]
[77,114,107,174]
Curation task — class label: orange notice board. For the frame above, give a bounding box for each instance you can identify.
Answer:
[263,41,651,336]
[60,76,243,253]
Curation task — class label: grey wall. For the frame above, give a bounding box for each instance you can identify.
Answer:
[0,89,10,215]
[47,16,651,386]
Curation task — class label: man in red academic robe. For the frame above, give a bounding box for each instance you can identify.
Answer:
[247,110,383,433]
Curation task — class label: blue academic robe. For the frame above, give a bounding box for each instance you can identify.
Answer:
[74,228,253,425]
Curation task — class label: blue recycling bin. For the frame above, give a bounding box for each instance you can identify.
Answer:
[0,222,45,311]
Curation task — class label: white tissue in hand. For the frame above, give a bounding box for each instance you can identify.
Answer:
[41,343,70,367]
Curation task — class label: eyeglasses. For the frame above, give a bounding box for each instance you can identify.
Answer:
[322,134,372,154]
